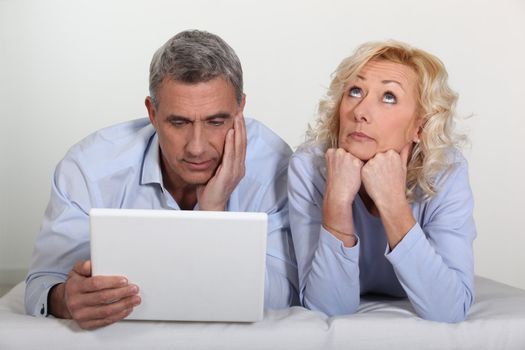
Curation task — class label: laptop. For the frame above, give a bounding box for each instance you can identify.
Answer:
[89,208,267,322]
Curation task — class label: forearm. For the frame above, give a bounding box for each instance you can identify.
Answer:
[302,228,360,316]
[377,200,416,250]
[323,197,357,248]
[264,256,300,308]
[387,225,474,322]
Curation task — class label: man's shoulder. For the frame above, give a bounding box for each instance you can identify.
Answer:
[61,118,154,178]
[236,118,292,190]
[245,118,292,159]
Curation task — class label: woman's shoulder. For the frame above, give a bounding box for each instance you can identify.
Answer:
[291,143,325,167]
[438,148,469,182]
[421,147,471,204]
[289,143,327,181]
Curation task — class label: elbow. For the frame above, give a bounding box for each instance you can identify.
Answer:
[416,292,473,323]
[303,293,359,317]
[417,309,468,323]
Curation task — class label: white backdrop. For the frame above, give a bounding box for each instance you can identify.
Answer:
[1,0,524,289]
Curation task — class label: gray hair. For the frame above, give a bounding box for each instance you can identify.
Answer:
[149,30,244,109]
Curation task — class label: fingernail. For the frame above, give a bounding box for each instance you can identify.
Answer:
[133,296,141,305]
[120,278,128,286]
[130,285,138,293]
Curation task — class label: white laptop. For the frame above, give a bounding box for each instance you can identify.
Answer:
[89,208,267,322]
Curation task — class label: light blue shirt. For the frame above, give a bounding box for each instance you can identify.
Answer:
[288,145,476,322]
[26,117,299,317]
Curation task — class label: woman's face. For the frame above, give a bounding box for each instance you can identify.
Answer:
[338,59,421,161]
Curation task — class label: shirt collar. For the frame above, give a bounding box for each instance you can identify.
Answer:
[141,132,163,186]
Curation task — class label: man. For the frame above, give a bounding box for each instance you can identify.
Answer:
[25,30,299,329]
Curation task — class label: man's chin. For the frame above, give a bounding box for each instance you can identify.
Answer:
[180,172,214,187]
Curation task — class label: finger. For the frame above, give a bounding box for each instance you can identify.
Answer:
[196,184,205,200]
[74,294,141,324]
[352,156,363,169]
[235,113,247,168]
[82,284,139,307]
[219,128,235,177]
[71,260,91,278]
[325,149,334,176]
[78,306,135,330]
[400,142,412,167]
[79,275,129,293]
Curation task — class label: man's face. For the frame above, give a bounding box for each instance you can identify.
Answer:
[146,77,245,189]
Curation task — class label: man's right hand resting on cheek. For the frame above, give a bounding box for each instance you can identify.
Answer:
[48,260,141,329]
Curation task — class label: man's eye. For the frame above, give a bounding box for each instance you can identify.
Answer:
[207,120,225,127]
[170,119,189,127]
[383,92,397,104]
[349,87,362,98]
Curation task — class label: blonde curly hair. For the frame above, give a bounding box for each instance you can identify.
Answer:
[306,40,464,201]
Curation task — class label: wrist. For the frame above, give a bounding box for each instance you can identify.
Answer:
[322,223,357,247]
[375,197,410,219]
[48,283,71,319]
[199,202,226,211]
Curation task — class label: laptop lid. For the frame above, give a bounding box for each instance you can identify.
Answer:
[90,208,267,322]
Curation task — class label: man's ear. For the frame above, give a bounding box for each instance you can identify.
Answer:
[145,96,157,129]
[239,94,246,113]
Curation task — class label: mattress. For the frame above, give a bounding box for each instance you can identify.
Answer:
[1,276,524,349]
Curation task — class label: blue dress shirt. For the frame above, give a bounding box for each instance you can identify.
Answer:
[288,145,476,322]
[26,117,299,317]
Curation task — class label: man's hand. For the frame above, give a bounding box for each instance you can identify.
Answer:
[322,148,363,247]
[197,112,247,211]
[49,260,141,330]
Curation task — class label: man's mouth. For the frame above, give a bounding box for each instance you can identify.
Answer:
[184,160,213,171]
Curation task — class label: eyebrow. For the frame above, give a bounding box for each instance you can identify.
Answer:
[381,80,405,91]
[167,112,232,121]
[356,75,405,92]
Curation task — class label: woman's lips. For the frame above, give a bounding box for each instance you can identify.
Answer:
[350,132,374,141]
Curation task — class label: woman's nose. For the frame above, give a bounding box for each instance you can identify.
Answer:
[353,97,371,123]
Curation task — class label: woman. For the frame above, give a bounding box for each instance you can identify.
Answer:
[288,41,476,323]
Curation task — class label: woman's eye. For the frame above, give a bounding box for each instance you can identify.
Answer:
[349,87,362,98]
[383,92,397,104]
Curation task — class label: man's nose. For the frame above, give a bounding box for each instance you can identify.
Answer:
[186,123,205,157]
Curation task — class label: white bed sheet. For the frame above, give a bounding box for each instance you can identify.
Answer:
[1,276,524,350]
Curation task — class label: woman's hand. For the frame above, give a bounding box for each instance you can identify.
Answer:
[322,148,363,247]
[361,143,415,249]
[361,143,410,209]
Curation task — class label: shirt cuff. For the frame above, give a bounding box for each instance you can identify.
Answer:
[319,225,360,261]
[384,223,425,266]
[27,275,65,317]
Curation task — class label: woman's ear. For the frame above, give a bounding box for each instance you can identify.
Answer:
[412,130,421,144]
[412,117,424,143]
